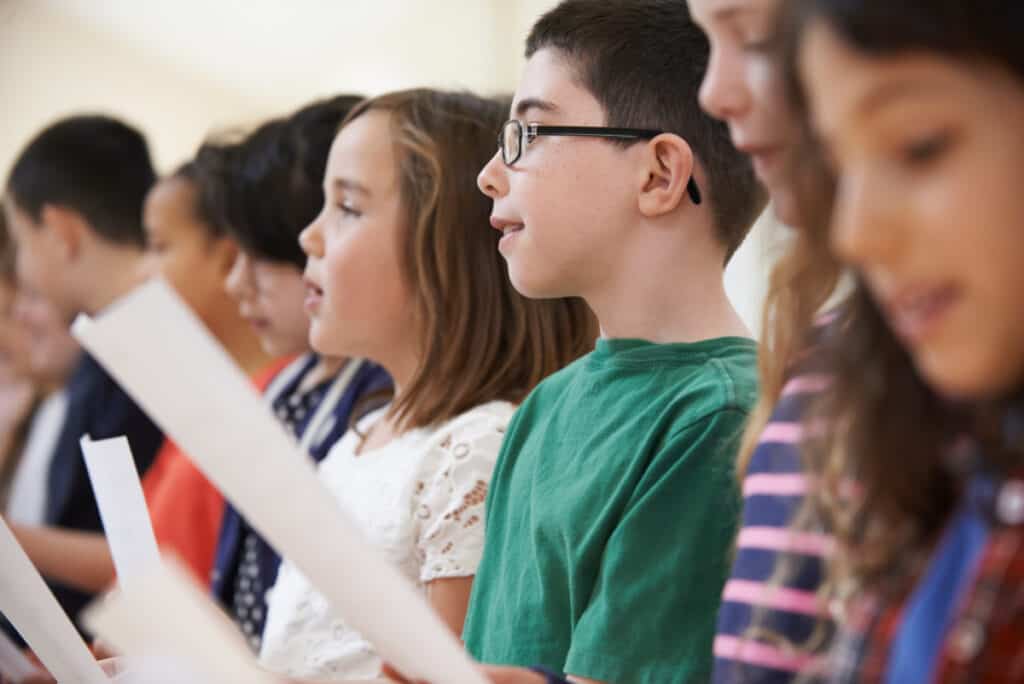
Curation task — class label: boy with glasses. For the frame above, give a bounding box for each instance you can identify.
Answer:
[462,1,767,683]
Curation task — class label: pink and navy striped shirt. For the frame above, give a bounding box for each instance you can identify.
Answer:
[713,365,833,684]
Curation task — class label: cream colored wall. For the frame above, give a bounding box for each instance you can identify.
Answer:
[0,3,268,175]
[0,0,527,175]
[0,0,779,332]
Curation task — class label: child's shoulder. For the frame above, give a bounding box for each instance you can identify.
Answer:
[427,400,518,447]
[410,401,517,480]
[543,349,594,385]
[635,336,758,415]
[699,336,760,405]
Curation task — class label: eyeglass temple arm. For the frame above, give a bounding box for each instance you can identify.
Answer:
[523,125,702,205]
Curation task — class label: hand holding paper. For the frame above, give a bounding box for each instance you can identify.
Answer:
[0,518,109,683]
[0,631,42,683]
[84,555,275,684]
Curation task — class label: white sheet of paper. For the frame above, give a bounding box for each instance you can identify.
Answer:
[72,280,487,684]
[84,556,275,684]
[0,518,109,683]
[81,435,161,592]
[0,630,42,683]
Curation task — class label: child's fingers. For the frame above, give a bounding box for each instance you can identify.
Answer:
[478,665,548,684]
[90,637,119,660]
[380,662,430,683]
[98,656,125,676]
[16,676,56,684]
[380,663,407,681]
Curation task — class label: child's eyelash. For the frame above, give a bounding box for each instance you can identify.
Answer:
[742,36,776,54]
[902,131,953,166]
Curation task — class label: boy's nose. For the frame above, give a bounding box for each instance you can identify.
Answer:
[477,151,509,200]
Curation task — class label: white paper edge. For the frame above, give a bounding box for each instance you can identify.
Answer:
[0,630,42,683]
[80,435,161,592]
[0,518,109,683]
[83,555,276,684]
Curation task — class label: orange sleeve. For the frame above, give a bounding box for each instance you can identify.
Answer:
[139,356,294,586]
[142,442,223,586]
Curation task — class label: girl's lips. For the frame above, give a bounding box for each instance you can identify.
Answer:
[747,148,785,185]
[304,281,324,315]
[498,225,524,252]
[304,292,322,315]
[490,215,524,233]
[245,316,271,331]
[882,284,960,345]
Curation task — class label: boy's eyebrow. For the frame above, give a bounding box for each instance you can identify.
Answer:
[514,98,560,118]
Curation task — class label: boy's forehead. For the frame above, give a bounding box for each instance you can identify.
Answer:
[511,48,605,124]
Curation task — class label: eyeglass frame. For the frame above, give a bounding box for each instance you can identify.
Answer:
[497,120,702,205]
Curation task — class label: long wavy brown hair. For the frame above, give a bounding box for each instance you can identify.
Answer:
[342,90,598,432]
[735,135,841,480]
[728,66,847,678]
[777,0,1024,605]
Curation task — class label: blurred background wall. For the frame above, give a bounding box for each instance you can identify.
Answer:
[0,0,783,332]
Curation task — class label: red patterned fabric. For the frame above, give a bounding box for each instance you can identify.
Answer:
[832,468,1024,684]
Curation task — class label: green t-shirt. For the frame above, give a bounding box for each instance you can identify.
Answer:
[463,337,758,684]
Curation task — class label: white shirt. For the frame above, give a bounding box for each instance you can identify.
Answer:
[259,400,515,680]
[5,390,69,525]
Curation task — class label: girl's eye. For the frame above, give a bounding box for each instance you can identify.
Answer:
[901,132,952,167]
[338,203,362,218]
[736,19,776,54]
[741,36,776,54]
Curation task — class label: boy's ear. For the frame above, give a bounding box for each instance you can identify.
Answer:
[637,134,696,218]
[39,204,88,263]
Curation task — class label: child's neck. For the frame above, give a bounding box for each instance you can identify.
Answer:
[214,316,271,377]
[355,351,417,456]
[585,241,750,344]
[79,244,146,315]
[299,355,347,392]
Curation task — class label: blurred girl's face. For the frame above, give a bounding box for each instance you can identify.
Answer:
[692,0,802,225]
[224,252,310,359]
[142,177,238,328]
[800,20,1024,399]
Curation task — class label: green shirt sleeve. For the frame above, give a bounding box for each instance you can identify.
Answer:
[563,408,745,684]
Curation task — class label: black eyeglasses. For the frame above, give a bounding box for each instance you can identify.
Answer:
[498,119,702,205]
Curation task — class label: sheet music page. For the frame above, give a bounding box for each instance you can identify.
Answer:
[0,518,109,683]
[84,557,275,684]
[81,435,161,591]
[0,630,43,683]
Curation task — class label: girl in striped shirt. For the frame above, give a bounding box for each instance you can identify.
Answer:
[691,0,846,679]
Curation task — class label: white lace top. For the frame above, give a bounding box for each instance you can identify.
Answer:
[258,400,516,680]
